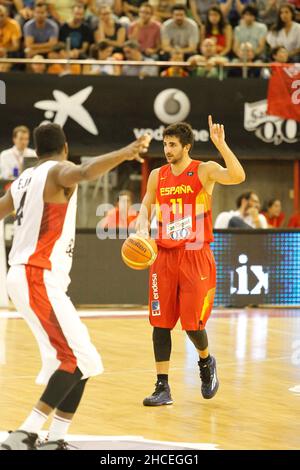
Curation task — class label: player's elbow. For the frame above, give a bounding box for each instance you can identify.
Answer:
[233,170,246,184]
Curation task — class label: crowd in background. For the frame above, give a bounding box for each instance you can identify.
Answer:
[0,1,299,77]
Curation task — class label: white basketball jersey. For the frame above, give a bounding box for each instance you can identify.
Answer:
[9,161,77,285]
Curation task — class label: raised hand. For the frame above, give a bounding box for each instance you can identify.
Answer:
[125,134,152,163]
[208,115,226,149]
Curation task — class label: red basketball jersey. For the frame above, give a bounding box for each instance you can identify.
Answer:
[155,160,214,249]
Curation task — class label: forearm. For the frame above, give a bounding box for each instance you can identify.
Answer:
[80,151,127,181]
[217,142,245,180]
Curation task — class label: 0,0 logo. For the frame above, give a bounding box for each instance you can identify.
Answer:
[154,89,191,124]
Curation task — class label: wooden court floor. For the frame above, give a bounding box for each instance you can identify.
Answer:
[0,308,300,450]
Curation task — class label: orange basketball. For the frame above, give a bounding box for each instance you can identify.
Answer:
[121,234,157,270]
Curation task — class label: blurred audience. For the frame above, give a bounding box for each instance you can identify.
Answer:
[59,3,92,59]
[161,49,189,76]
[261,198,285,227]
[94,4,126,50]
[47,42,81,75]
[288,212,300,227]
[201,5,233,57]
[266,3,300,60]
[128,3,161,57]
[0,4,21,58]
[0,125,36,180]
[99,189,138,229]
[122,39,158,76]
[83,40,122,74]
[161,4,199,56]
[23,2,59,57]
[233,5,268,58]
[188,38,228,78]
[230,41,263,77]
[215,191,268,228]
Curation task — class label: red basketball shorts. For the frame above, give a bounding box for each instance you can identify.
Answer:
[149,243,216,331]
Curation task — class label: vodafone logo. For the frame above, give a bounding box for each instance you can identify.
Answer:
[154,89,191,124]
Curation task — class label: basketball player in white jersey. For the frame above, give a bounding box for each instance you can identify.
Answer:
[0,124,150,450]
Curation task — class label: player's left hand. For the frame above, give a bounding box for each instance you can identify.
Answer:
[208,115,226,149]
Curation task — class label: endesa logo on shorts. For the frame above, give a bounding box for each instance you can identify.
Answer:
[151,274,161,316]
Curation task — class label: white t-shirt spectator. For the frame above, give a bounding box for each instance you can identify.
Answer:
[266,22,300,53]
[214,210,268,228]
[0,146,36,180]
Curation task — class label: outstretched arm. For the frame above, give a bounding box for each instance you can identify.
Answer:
[51,136,151,189]
[205,115,246,185]
[0,189,14,221]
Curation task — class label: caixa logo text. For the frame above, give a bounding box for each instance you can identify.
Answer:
[0,80,6,104]
[230,254,269,295]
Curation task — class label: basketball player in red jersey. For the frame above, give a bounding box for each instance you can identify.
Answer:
[136,116,245,405]
[0,124,150,450]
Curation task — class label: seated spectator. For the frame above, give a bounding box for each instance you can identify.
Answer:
[188,38,228,78]
[23,2,59,58]
[261,198,285,227]
[47,0,75,24]
[262,45,289,77]
[128,3,161,57]
[99,190,138,229]
[149,0,182,23]
[190,0,221,25]
[29,54,47,73]
[0,5,21,58]
[288,212,300,227]
[161,4,199,56]
[257,0,282,29]
[47,42,81,75]
[87,0,123,16]
[0,126,36,180]
[122,39,158,76]
[201,5,233,57]
[219,0,252,28]
[94,5,126,50]
[59,3,92,59]
[15,0,35,25]
[266,3,300,60]
[230,41,263,77]
[83,40,122,74]
[233,4,268,59]
[123,0,145,21]
[214,191,268,228]
[161,50,189,76]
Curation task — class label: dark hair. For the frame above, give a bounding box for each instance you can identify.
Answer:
[172,4,187,14]
[267,198,280,208]
[236,191,255,209]
[98,40,111,51]
[35,2,47,9]
[140,2,154,13]
[34,123,66,158]
[123,39,140,50]
[163,122,194,150]
[205,6,226,36]
[241,4,258,18]
[272,3,296,32]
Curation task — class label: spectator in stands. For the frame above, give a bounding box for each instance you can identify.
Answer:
[262,45,289,77]
[128,3,161,57]
[15,0,35,25]
[149,0,179,23]
[94,4,126,50]
[161,4,199,57]
[161,50,189,76]
[230,41,263,77]
[0,5,21,58]
[256,0,282,29]
[59,3,92,58]
[123,0,145,21]
[23,2,59,57]
[29,53,47,73]
[261,198,285,227]
[47,0,75,24]
[214,191,268,228]
[47,42,82,75]
[99,190,138,229]
[122,39,158,76]
[266,3,300,60]
[87,0,123,17]
[83,40,122,74]
[219,0,251,28]
[190,0,221,25]
[201,5,233,57]
[0,126,36,180]
[188,38,228,78]
[233,5,268,58]
[288,212,300,228]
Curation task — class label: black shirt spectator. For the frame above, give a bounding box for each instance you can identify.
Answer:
[59,3,92,58]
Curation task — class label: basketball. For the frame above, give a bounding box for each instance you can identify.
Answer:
[121,234,157,270]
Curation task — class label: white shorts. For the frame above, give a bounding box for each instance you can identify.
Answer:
[7,265,103,385]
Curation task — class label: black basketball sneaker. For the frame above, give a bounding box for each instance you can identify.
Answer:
[198,356,219,399]
[143,381,173,406]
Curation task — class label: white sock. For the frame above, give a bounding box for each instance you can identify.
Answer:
[48,415,71,441]
[20,408,48,434]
